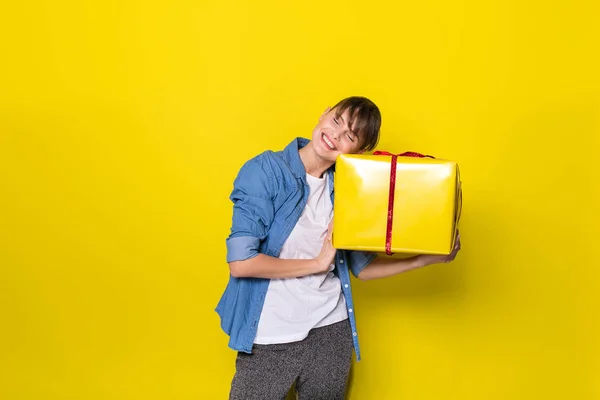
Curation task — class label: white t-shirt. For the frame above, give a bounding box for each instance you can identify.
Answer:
[254,173,349,345]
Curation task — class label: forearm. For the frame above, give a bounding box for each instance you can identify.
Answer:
[229,253,323,279]
[357,255,425,281]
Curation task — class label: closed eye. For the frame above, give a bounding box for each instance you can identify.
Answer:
[333,118,340,125]
[346,134,355,142]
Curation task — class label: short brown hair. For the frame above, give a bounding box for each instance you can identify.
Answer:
[331,96,381,151]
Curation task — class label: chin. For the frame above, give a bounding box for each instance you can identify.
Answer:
[321,151,339,163]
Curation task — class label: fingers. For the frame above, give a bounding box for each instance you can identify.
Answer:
[441,234,462,263]
[445,237,461,262]
[453,231,461,251]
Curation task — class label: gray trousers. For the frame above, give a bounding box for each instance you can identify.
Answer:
[229,319,353,400]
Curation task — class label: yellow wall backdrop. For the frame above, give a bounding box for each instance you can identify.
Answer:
[1,0,599,399]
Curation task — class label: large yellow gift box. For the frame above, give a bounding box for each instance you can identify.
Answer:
[333,152,462,255]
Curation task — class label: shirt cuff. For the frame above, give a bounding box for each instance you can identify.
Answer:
[348,251,378,277]
[226,236,261,263]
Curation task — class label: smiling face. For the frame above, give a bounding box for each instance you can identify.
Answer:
[310,107,364,163]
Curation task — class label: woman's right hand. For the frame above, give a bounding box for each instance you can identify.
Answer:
[314,221,337,273]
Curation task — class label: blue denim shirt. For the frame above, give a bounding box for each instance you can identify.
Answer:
[215,137,376,361]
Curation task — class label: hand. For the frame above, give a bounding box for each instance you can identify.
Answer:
[416,231,461,268]
[314,220,337,273]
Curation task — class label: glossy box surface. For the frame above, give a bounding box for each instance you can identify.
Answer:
[333,154,461,255]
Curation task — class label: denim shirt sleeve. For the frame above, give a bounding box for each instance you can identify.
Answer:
[347,250,378,278]
[226,154,275,263]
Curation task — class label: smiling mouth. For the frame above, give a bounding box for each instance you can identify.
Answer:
[322,133,337,151]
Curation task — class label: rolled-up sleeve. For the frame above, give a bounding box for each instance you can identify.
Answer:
[347,250,377,278]
[226,155,275,263]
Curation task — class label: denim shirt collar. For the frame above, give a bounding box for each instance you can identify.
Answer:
[282,137,310,179]
[283,137,335,190]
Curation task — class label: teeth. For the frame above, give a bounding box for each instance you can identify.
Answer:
[322,134,335,150]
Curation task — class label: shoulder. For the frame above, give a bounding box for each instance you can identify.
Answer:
[240,149,294,180]
[232,150,288,195]
[237,151,275,179]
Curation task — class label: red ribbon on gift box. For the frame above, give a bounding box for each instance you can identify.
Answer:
[372,151,435,255]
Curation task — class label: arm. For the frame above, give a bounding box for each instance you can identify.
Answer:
[230,253,326,279]
[226,155,337,279]
[357,255,424,281]
[229,255,319,279]
[230,220,337,279]
[357,233,462,281]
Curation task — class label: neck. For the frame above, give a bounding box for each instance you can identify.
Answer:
[298,142,334,178]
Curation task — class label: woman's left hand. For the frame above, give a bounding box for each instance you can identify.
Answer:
[416,231,461,267]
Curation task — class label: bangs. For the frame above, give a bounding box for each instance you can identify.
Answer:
[332,97,381,151]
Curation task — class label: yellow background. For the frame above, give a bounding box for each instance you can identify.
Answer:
[1,0,598,399]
